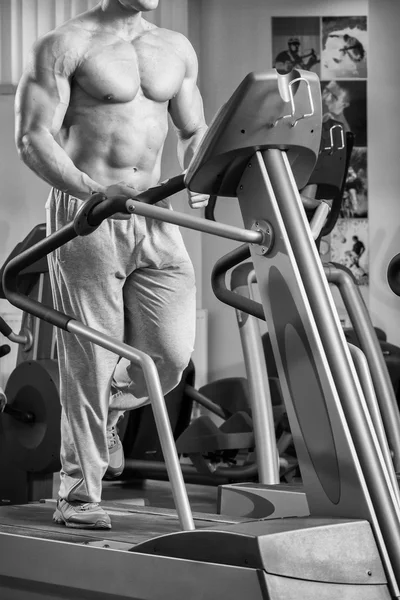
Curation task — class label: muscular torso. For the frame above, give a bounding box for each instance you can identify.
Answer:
[59,15,186,191]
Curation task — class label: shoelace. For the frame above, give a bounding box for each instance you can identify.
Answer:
[106,426,118,449]
[64,500,100,511]
[76,502,100,512]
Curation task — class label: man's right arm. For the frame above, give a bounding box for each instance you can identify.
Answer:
[15,31,105,200]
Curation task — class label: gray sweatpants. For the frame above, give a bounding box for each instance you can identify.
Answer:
[46,189,196,503]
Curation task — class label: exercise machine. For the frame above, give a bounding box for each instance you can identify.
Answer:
[215,248,400,518]
[0,226,61,505]
[0,121,356,498]
[0,68,400,598]
[214,153,400,518]
[204,122,355,518]
[209,125,400,519]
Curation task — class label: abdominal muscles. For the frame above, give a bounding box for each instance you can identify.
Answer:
[61,95,170,189]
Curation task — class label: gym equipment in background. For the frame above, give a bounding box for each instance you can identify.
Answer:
[0,225,60,504]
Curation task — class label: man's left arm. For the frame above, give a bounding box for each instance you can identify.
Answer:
[169,35,209,209]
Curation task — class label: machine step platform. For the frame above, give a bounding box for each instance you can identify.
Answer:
[0,499,242,547]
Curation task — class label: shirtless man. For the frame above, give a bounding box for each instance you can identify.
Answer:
[14,0,208,529]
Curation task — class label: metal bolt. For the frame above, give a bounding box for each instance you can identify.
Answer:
[239,185,243,190]
[367,570,372,576]
[261,247,267,254]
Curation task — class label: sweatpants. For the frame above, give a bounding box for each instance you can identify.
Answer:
[46,188,196,503]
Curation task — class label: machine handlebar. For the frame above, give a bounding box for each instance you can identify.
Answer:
[1,175,186,330]
[87,173,186,227]
[211,244,265,320]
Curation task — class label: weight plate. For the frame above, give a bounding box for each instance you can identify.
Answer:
[3,359,60,473]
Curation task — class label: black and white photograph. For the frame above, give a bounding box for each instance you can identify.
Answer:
[321,16,368,80]
[321,80,367,147]
[5,0,400,594]
[272,17,321,76]
[340,147,368,219]
[330,218,369,285]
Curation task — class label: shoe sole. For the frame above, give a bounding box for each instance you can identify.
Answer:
[53,509,112,530]
[103,469,124,481]
[104,456,125,480]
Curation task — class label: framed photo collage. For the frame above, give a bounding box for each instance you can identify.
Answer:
[272,16,368,285]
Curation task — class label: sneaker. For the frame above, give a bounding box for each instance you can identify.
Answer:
[104,425,125,480]
[53,498,111,529]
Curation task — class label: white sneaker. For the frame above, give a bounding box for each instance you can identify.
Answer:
[104,425,125,480]
[53,498,111,529]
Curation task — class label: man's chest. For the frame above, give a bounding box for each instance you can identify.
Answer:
[74,36,186,104]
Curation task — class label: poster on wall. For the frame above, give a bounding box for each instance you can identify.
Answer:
[330,218,369,285]
[271,15,368,287]
[321,16,368,80]
[339,147,368,219]
[321,80,367,146]
[271,17,321,76]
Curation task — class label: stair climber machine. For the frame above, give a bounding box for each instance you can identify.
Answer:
[1,68,400,598]
[209,126,400,519]
[181,119,357,516]
[213,250,400,519]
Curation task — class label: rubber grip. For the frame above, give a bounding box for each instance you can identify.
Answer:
[135,174,186,205]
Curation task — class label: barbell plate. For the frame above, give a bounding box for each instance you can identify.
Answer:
[3,359,60,473]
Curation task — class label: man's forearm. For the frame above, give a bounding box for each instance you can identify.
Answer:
[177,125,208,171]
[17,129,105,200]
